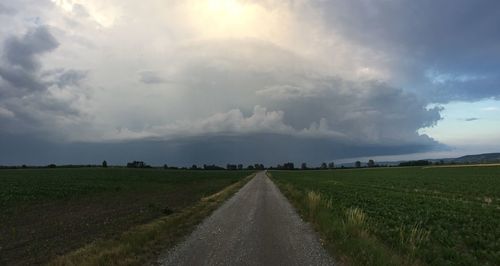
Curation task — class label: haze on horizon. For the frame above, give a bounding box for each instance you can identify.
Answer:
[1,0,499,166]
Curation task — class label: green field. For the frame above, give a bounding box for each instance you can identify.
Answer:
[0,168,252,265]
[270,166,500,266]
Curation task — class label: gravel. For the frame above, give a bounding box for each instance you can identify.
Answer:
[159,171,334,266]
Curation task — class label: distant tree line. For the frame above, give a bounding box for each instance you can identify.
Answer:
[126,161,151,168]
[248,164,265,170]
[0,164,108,169]
[398,160,431,167]
[273,162,295,170]
[161,163,264,170]
[0,161,265,171]
[3,158,468,171]
[226,164,244,170]
[203,164,225,170]
[267,159,391,170]
[270,161,336,170]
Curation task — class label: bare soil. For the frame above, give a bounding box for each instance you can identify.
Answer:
[1,187,215,265]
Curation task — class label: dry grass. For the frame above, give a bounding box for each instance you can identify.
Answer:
[483,197,493,204]
[399,222,430,261]
[323,197,333,210]
[345,207,367,227]
[307,190,321,219]
[343,207,369,239]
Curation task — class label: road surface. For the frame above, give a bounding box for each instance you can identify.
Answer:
[159,171,334,266]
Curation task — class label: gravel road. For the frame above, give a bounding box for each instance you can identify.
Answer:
[159,171,334,266]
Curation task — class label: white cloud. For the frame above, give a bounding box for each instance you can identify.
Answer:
[481,107,499,112]
[94,106,293,141]
[50,0,119,27]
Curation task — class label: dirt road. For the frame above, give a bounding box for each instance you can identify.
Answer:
[159,171,334,266]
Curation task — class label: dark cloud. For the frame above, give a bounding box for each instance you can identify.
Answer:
[0,26,87,136]
[0,26,87,95]
[0,26,60,95]
[260,78,442,145]
[0,66,46,95]
[3,26,59,72]
[0,133,443,166]
[320,1,500,64]
[318,1,500,102]
[426,76,500,102]
[463,118,479,122]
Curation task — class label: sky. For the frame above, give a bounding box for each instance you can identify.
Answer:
[0,0,499,166]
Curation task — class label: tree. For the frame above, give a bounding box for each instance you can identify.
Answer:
[328,162,335,169]
[301,162,308,170]
[163,164,168,169]
[367,159,375,168]
[203,164,224,170]
[102,160,108,168]
[283,162,294,170]
[127,161,147,168]
[320,162,327,169]
[254,164,265,170]
[355,161,361,168]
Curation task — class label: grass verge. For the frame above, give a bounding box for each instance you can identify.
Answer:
[49,173,255,266]
[268,172,416,266]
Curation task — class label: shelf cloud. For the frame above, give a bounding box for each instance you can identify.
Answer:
[0,0,498,164]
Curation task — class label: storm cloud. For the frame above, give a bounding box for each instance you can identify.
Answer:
[315,0,500,102]
[0,24,88,136]
[0,0,498,165]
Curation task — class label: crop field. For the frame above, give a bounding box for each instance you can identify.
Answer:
[0,168,252,265]
[271,166,500,265]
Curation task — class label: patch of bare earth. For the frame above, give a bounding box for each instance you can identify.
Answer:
[0,190,199,265]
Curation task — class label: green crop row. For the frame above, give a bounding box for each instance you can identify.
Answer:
[270,166,500,265]
[0,168,253,206]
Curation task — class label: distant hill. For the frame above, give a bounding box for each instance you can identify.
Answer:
[339,152,500,168]
[452,153,500,164]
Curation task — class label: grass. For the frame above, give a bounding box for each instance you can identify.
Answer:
[399,223,430,262]
[0,168,254,265]
[269,166,500,265]
[345,207,367,228]
[307,190,321,220]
